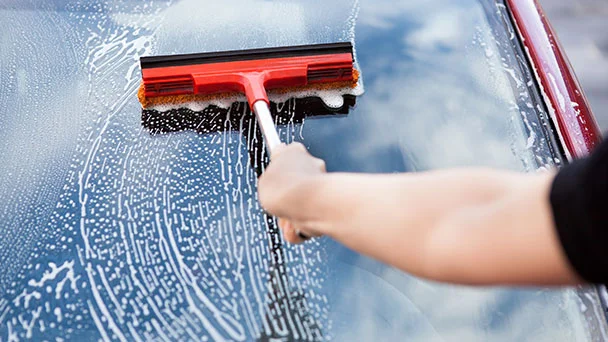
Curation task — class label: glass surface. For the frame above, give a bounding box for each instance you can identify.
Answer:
[0,0,605,341]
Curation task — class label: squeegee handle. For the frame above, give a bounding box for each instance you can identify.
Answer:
[253,100,282,155]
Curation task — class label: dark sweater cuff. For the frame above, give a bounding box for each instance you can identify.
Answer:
[550,158,599,283]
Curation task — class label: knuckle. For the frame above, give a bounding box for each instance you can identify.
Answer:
[291,142,306,152]
[257,191,269,210]
[257,178,272,208]
[259,194,277,215]
[257,174,268,191]
[316,159,326,171]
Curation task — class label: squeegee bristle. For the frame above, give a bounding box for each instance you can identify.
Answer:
[138,69,359,109]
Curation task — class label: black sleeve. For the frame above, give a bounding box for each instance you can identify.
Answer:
[550,137,608,284]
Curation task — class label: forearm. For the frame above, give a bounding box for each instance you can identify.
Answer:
[296,170,581,285]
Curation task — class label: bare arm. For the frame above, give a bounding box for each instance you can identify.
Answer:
[258,143,582,286]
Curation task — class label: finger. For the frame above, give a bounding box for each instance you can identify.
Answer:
[278,218,289,231]
[296,230,312,241]
[279,219,306,244]
[279,218,323,240]
[294,226,324,239]
[283,221,300,244]
[315,158,327,172]
[287,223,323,243]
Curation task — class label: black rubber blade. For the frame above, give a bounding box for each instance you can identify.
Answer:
[140,42,353,69]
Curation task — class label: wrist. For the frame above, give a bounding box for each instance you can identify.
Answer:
[285,173,341,236]
[303,174,362,237]
[289,173,328,217]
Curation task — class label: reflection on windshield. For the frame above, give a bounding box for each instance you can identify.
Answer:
[0,0,605,341]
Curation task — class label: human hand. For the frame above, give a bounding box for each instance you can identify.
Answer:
[258,143,327,244]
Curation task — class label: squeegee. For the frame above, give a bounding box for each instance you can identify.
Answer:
[139,42,357,155]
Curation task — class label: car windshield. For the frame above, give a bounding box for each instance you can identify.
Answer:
[1,0,606,340]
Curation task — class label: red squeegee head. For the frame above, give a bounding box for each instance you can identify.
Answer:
[140,43,355,154]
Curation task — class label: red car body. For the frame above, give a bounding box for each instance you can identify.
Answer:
[507,0,602,158]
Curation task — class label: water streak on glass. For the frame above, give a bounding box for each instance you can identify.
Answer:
[0,0,606,341]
